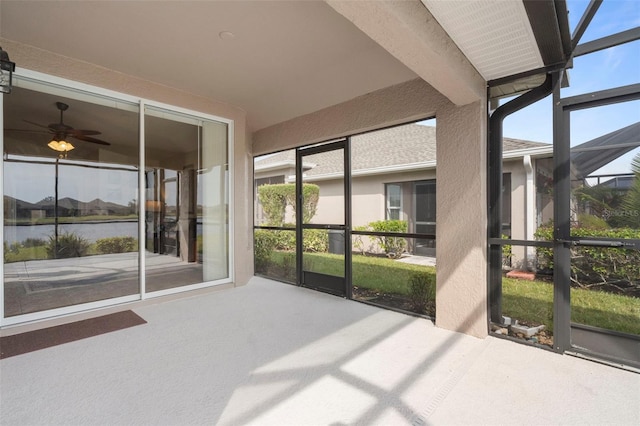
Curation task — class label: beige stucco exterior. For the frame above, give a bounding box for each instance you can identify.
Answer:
[254,78,489,338]
[435,101,487,338]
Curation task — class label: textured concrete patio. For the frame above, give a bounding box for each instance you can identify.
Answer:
[1,276,638,425]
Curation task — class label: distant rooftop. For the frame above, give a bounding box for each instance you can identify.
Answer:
[255,124,550,178]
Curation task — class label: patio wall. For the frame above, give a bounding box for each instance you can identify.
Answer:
[254,78,489,338]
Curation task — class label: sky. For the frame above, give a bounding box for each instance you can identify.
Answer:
[502,0,640,176]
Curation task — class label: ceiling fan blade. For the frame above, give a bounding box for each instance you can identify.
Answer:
[72,134,111,146]
[4,129,51,135]
[67,128,102,136]
[23,120,54,131]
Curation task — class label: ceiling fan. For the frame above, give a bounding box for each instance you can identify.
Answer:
[10,101,110,153]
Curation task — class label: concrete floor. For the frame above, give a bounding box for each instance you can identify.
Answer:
[1,276,639,425]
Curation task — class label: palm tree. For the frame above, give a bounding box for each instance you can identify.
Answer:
[621,152,640,228]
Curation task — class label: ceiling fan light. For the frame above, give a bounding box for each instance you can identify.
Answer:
[48,139,75,152]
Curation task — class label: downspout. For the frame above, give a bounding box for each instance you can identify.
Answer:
[488,73,555,324]
[522,154,535,270]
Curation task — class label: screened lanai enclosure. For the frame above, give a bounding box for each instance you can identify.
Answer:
[254,121,440,317]
[488,1,640,368]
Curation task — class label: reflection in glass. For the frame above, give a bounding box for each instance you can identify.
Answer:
[144,108,229,293]
[3,86,139,316]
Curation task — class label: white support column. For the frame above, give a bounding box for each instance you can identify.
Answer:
[435,100,488,338]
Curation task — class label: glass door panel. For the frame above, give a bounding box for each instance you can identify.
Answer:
[298,143,347,296]
[3,86,140,317]
[144,107,229,293]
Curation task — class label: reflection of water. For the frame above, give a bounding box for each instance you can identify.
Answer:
[4,222,207,245]
[4,222,138,245]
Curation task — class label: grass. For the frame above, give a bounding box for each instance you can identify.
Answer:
[265,251,640,336]
[4,245,49,263]
[267,251,435,294]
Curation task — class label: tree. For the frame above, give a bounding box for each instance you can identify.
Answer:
[620,152,640,228]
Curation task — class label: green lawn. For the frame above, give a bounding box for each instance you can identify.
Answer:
[263,251,640,336]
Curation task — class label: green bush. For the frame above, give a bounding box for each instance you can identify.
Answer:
[95,236,137,254]
[273,229,296,251]
[254,230,277,271]
[302,229,328,252]
[257,183,320,225]
[257,185,288,226]
[46,232,90,259]
[535,225,640,291]
[369,220,408,258]
[408,272,435,314]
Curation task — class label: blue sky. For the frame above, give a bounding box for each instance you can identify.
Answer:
[503,0,640,175]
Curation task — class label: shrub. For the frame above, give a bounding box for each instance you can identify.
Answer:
[535,225,640,292]
[96,236,137,254]
[257,184,288,226]
[302,229,328,252]
[369,220,408,258]
[408,272,435,314]
[46,231,90,259]
[257,183,320,226]
[254,230,277,271]
[273,229,296,251]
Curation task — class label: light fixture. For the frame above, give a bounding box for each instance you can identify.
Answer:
[48,138,75,153]
[0,47,16,94]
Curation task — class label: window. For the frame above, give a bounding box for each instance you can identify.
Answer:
[385,183,402,220]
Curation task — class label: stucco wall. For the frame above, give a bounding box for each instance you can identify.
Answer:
[436,100,488,338]
[253,78,442,156]
[1,39,253,287]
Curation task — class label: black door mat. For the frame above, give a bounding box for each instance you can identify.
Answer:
[0,310,146,359]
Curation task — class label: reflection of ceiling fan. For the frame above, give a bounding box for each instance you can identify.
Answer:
[10,101,110,153]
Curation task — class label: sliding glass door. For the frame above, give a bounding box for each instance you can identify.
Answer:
[2,75,233,324]
[3,85,140,317]
[144,107,229,294]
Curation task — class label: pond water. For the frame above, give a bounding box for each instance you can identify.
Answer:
[4,222,139,245]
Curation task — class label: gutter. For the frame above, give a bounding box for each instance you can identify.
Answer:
[488,72,555,325]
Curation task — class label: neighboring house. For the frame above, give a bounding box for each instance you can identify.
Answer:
[255,123,554,262]
[255,120,639,264]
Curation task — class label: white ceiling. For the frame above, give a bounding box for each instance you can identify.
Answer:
[0,1,417,131]
[2,1,548,131]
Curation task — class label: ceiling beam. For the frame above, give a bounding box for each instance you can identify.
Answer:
[325,0,485,106]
